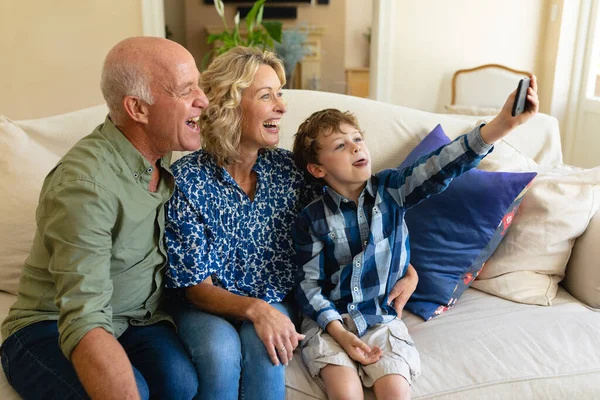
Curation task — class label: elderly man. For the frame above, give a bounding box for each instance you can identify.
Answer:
[1,37,207,399]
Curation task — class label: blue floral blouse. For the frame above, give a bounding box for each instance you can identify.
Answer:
[165,148,319,303]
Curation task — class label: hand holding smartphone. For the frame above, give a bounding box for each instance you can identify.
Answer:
[511,77,531,117]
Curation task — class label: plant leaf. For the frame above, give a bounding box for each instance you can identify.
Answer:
[201,50,214,71]
[207,32,228,44]
[245,0,266,33]
[262,21,283,43]
[256,4,264,26]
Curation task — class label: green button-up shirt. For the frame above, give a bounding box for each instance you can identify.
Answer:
[1,117,174,359]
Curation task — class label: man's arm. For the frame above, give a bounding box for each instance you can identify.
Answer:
[42,179,137,396]
[71,328,140,400]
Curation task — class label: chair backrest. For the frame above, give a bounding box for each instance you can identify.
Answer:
[451,64,530,108]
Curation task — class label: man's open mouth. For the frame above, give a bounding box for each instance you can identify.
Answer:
[186,116,200,130]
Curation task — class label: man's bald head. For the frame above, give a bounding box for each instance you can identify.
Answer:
[100,37,193,126]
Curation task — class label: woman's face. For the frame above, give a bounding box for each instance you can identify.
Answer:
[239,64,286,152]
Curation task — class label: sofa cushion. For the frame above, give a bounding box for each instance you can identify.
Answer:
[286,287,600,400]
[398,124,536,320]
[472,164,600,305]
[563,210,600,309]
[0,117,62,294]
[0,107,108,295]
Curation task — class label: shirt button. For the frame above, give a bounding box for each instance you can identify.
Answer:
[363,240,368,246]
[329,232,336,239]
[147,167,153,173]
[133,172,139,178]
[356,261,361,267]
[353,287,359,291]
[342,199,348,203]
[373,206,379,213]
[349,305,355,310]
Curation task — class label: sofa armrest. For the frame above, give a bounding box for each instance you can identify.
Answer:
[563,207,600,309]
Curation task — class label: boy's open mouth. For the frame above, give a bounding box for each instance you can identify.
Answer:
[353,158,368,167]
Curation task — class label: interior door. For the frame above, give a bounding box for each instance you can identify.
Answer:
[571,0,600,168]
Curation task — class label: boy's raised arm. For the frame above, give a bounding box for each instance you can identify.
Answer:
[382,125,493,210]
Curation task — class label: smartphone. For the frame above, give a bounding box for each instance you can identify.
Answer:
[511,78,531,117]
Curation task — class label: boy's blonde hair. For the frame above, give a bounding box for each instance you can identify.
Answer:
[292,108,362,174]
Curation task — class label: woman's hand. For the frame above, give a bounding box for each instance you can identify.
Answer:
[247,301,305,366]
[326,321,382,365]
[388,263,418,316]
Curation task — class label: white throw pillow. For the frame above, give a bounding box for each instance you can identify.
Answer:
[0,117,61,294]
[472,164,600,305]
[0,106,108,295]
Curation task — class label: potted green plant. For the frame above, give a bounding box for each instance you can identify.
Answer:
[204,0,283,68]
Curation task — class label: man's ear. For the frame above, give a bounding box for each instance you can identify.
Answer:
[307,163,326,179]
[123,96,150,124]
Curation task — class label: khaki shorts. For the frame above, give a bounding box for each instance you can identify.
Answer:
[300,315,421,388]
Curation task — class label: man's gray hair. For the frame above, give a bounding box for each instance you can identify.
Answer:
[100,60,154,126]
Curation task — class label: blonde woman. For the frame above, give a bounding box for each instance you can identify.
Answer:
[164,47,418,399]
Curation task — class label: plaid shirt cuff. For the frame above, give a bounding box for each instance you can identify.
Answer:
[465,124,494,156]
[316,308,343,331]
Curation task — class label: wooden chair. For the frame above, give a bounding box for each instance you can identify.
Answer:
[450,64,531,109]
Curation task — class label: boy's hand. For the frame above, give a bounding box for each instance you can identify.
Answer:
[480,74,540,144]
[326,320,382,365]
[388,263,418,315]
[336,330,383,365]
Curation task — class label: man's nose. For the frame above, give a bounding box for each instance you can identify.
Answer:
[193,89,209,109]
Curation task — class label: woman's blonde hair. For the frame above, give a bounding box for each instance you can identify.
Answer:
[200,47,286,165]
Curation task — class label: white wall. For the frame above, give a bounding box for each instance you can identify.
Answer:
[386,0,548,113]
[345,0,373,68]
[0,0,143,119]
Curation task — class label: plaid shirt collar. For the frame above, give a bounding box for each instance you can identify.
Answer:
[323,177,377,211]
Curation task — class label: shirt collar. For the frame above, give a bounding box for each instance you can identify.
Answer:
[217,149,267,186]
[99,116,173,180]
[323,176,376,210]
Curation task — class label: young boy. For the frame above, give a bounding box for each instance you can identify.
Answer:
[292,77,538,399]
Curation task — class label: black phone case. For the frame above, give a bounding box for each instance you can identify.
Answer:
[511,78,531,117]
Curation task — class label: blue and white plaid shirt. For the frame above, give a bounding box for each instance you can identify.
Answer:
[293,126,493,336]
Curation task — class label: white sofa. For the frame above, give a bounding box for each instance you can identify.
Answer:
[1,90,599,399]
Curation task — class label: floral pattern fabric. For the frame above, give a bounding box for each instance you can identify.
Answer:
[165,148,319,303]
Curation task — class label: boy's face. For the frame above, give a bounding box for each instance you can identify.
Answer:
[307,123,372,193]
